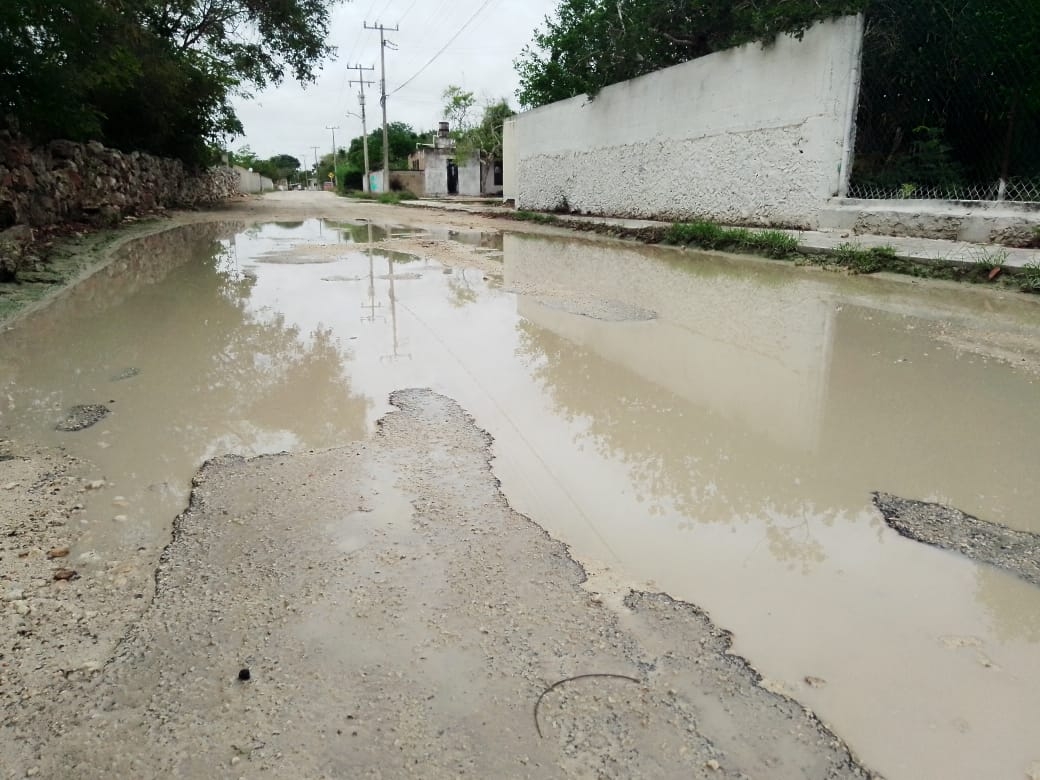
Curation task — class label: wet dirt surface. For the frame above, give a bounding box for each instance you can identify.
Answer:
[7,391,872,779]
[2,192,1040,779]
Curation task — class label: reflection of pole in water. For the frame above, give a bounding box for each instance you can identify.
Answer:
[361,221,383,323]
[381,255,411,362]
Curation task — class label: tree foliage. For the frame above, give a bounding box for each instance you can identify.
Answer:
[454,101,516,169]
[233,147,303,182]
[0,0,338,166]
[441,85,478,134]
[335,123,425,189]
[515,0,865,108]
[853,0,1040,191]
[515,0,1040,191]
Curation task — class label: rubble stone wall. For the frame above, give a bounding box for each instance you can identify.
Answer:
[0,130,238,230]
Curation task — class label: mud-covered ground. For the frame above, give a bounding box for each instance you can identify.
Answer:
[3,191,1039,778]
[4,391,873,779]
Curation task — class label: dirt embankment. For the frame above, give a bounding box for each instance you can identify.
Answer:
[4,391,876,779]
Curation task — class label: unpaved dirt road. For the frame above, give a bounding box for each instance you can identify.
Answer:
[0,194,876,778]
[5,390,871,778]
[3,191,1039,779]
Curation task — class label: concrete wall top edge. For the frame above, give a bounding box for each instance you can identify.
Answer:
[514,14,862,149]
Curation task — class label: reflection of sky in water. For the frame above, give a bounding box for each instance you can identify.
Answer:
[1,218,1039,780]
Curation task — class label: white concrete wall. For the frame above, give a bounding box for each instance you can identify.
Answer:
[510,15,864,227]
[424,151,449,196]
[234,166,274,194]
[502,117,517,202]
[458,157,481,196]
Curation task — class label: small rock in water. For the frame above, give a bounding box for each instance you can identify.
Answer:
[56,404,110,432]
[238,668,251,681]
[46,546,70,559]
[86,480,106,490]
[804,676,828,688]
[53,568,79,581]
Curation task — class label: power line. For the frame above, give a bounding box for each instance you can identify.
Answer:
[390,0,497,96]
[375,0,397,25]
[342,0,383,71]
[393,0,460,78]
[396,0,420,25]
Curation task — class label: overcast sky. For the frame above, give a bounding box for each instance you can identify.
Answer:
[229,0,559,161]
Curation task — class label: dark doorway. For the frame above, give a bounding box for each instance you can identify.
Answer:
[447,160,458,195]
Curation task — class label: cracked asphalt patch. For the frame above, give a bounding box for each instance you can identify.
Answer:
[874,492,1040,589]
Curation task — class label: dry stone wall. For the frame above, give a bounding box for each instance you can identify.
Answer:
[0,129,238,230]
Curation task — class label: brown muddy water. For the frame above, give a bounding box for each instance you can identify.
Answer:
[2,218,1040,779]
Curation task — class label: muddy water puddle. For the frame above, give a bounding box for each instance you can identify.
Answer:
[2,218,1040,779]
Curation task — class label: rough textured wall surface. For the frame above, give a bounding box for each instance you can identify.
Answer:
[512,16,864,228]
[0,128,238,230]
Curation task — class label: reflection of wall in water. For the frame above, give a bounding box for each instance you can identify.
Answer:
[506,234,836,452]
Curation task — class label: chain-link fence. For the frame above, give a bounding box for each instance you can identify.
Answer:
[847,0,1040,202]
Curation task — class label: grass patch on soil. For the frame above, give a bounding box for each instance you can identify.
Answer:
[663,220,800,259]
[1021,261,1040,292]
[380,203,1040,295]
[513,210,563,225]
[345,190,418,205]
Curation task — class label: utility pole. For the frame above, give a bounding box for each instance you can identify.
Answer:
[310,146,320,189]
[365,22,398,193]
[325,125,340,190]
[348,64,376,192]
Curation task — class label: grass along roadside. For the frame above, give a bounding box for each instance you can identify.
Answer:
[494,210,1040,293]
[344,190,418,205]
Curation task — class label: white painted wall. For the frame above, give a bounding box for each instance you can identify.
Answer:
[509,15,864,227]
[458,157,481,196]
[234,166,274,194]
[423,151,482,196]
[502,117,517,202]
[424,151,449,196]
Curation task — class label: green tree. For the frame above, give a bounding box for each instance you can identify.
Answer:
[343,123,422,175]
[454,99,516,192]
[515,0,865,108]
[514,0,1040,193]
[441,85,477,134]
[0,0,338,165]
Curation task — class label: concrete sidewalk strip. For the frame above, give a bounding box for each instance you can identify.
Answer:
[404,199,1040,270]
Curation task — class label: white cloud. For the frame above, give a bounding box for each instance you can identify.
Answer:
[229,0,557,159]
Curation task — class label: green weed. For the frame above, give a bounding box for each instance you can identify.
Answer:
[830,243,898,274]
[345,190,418,205]
[1021,261,1040,293]
[664,220,800,259]
[513,210,562,225]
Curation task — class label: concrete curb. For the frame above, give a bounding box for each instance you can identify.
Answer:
[400,200,1040,275]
